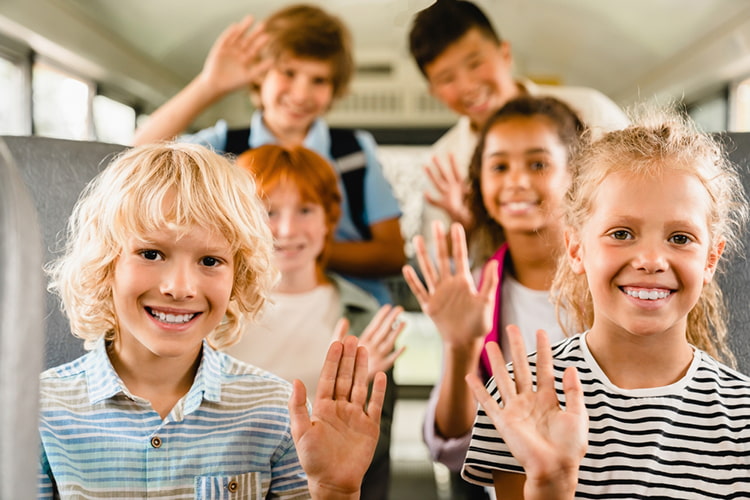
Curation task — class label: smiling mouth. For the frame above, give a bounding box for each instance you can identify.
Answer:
[622,288,672,300]
[146,307,197,324]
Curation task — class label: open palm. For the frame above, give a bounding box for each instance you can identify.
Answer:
[466,327,588,490]
[289,336,386,498]
[403,222,498,346]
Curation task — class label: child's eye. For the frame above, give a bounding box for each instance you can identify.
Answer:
[610,230,632,240]
[491,162,508,172]
[530,161,546,171]
[201,256,222,267]
[140,249,162,261]
[669,234,692,245]
[312,76,330,86]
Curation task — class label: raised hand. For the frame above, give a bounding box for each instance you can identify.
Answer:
[198,15,273,96]
[289,336,386,500]
[402,221,498,348]
[465,326,587,499]
[334,304,406,382]
[423,154,473,230]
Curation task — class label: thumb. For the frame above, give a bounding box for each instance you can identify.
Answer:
[288,379,311,443]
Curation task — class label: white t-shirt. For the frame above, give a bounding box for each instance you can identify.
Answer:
[500,273,564,360]
[225,285,340,398]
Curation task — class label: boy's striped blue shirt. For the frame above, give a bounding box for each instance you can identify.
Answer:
[38,340,310,499]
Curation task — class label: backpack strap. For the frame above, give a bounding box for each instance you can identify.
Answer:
[224,127,251,156]
[329,128,371,240]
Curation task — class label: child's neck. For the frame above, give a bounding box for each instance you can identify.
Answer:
[262,116,309,148]
[585,325,695,390]
[276,266,326,294]
[108,342,201,419]
[505,229,562,291]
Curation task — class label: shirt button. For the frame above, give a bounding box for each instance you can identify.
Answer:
[227,480,238,492]
[150,436,162,448]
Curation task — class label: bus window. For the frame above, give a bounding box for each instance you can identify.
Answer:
[733,77,750,132]
[32,60,93,140]
[93,94,135,145]
[0,54,27,135]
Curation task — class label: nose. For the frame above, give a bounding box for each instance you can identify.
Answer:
[632,240,668,274]
[456,68,478,94]
[506,165,531,190]
[160,260,197,300]
[289,76,311,102]
[273,210,296,238]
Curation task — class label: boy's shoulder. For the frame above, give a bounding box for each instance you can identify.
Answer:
[216,349,294,393]
[40,348,98,382]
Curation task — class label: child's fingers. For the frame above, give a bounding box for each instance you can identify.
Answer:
[534,329,555,395]
[383,345,407,369]
[448,153,463,182]
[332,317,350,342]
[374,306,404,345]
[402,265,429,307]
[224,15,254,45]
[562,366,587,419]
[359,304,394,343]
[424,162,448,191]
[366,371,387,423]
[477,259,499,302]
[315,339,344,403]
[450,222,471,278]
[413,234,438,292]
[288,379,311,441]
[433,220,451,279]
[334,336,359,401]
[466,373,506,431]
[505,325,533,393]
[485,341,517,404]
[350,345,371,407]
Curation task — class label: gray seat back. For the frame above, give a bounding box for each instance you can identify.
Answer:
[3,136,128,369]
[715,132,750,375]
[0,138,44,499]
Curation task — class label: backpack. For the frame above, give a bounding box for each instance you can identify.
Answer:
[225,127,371,240]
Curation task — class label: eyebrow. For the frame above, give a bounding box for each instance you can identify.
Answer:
[485,147,551,158]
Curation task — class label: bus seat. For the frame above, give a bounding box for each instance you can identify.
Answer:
[2,135,127,369]
[0,138,44,498]
[715,132,750,375]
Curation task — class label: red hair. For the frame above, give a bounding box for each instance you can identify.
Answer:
[237,144,342,272]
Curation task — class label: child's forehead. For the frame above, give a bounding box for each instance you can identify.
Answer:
[127,222,233,250]
[276,52,334,75]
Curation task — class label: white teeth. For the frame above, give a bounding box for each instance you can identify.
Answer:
[625,289,670,300]
[150,310,195,324]
[506,202,533,210]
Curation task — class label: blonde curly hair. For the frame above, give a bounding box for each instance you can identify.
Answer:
[553,104,748,365]
[46,142,277,350]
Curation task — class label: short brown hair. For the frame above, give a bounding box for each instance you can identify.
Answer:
[252,4,354,101]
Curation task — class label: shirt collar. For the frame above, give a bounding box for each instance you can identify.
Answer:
[84,339,126,405]
[84,339,223,410]
[249,110,330,155]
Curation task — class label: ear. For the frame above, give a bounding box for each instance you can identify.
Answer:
[565,228,585,275]
[703,238,726,284]
[499,40,513,66]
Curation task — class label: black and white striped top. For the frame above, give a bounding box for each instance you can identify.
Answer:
[462,333,750,499]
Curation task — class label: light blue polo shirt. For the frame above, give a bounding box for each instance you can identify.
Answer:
[38,340,309,499]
